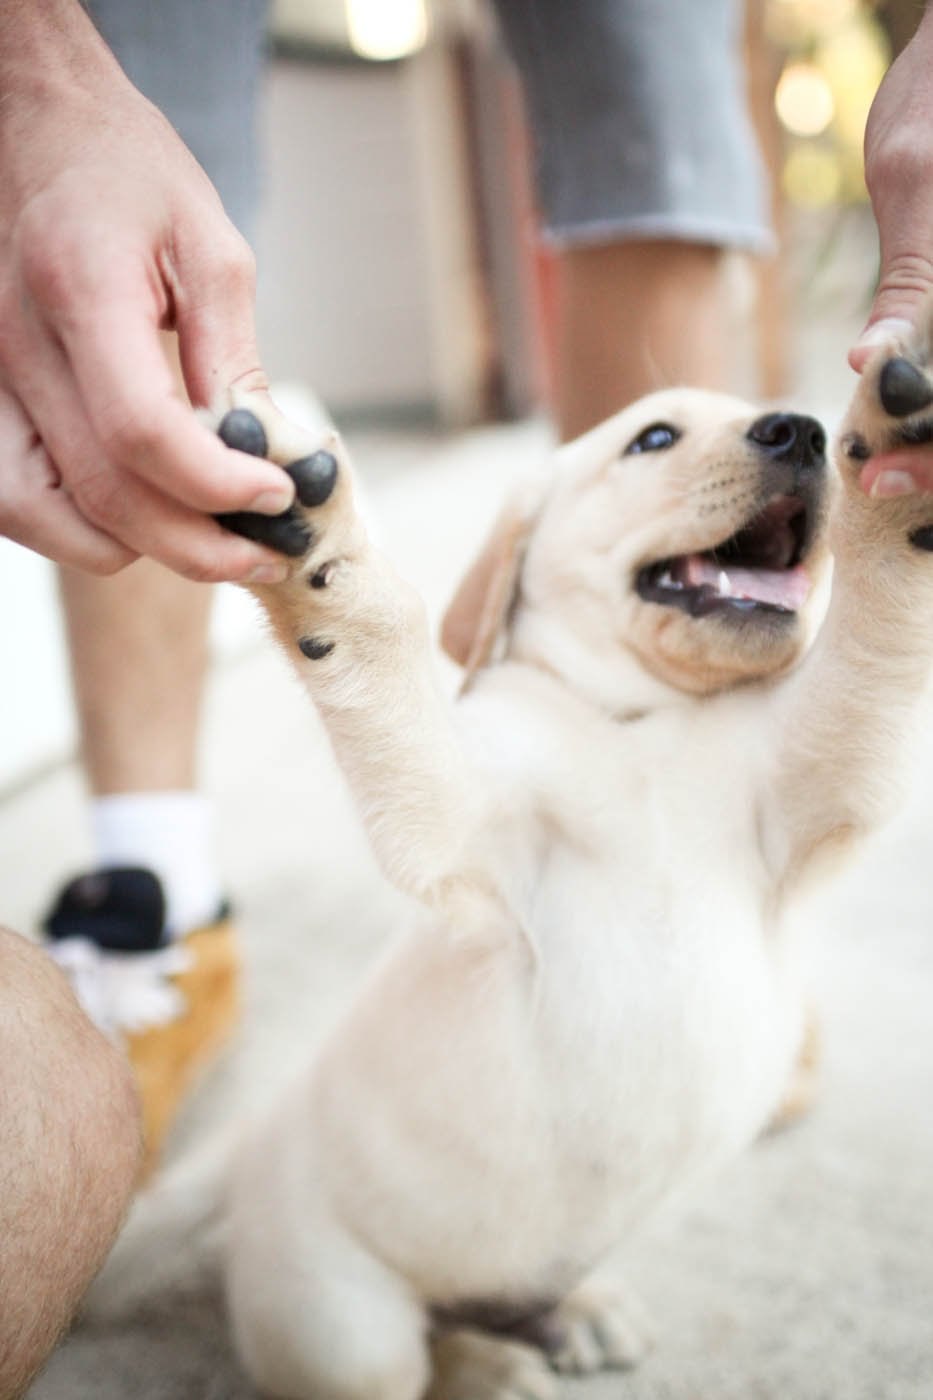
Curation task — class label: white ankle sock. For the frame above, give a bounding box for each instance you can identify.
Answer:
[90,792,224,938]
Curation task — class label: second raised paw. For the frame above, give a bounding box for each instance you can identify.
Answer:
[840,321,933,470]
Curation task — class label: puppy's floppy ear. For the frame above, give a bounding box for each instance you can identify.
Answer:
[440,472,552,683]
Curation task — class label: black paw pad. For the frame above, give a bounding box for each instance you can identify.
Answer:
[287,451,338,508]
[909,525,933,552]
[298,636,335,660]
[216,507,313,557]
[218,408,269,458]
[879,358,933,419]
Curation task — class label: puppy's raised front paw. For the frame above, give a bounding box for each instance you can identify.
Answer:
[211,397,365,597]
[841,319,933,470]
[838,304,933,549]
[210,395,413,682]
[214,404,343,558]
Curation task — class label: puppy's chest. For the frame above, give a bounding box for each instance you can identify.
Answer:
[515,787,793,1172]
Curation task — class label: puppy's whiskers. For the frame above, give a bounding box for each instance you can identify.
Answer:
[686,467,759,525]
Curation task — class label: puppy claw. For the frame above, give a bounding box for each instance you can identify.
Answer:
[217,407,269,458]
[879,357,933,419]
[287,450,339,508]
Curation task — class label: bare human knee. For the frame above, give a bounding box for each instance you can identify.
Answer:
[0,928,141,1398]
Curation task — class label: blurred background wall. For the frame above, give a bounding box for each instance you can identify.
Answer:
[0,0,916,791]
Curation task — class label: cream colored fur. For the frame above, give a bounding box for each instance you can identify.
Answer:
[218,331,933,1400]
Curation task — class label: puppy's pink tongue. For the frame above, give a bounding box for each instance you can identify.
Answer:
[680,556,810,610]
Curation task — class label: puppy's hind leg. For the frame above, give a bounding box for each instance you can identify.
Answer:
[425,1278,653,1398]
[227,1164,430,1400]
[429,1330,557,1400]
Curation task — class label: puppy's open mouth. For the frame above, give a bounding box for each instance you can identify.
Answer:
[636,495,811,618]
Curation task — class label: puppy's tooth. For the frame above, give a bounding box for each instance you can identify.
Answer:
[287,451,339,508]
[878,358,933,419]
[298,636,336,660]
[218,408,269,458]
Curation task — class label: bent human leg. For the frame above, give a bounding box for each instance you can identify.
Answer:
[0,928,140,1397]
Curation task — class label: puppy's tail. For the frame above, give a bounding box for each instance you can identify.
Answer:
[82,1130,235,1323]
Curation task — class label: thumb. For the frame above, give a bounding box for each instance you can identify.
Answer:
[848,253,933,375]
[849,317,917,376]
[849,1,933,375]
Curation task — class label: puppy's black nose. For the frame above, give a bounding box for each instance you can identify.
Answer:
[747,412,826,466]
[878,357,933,418]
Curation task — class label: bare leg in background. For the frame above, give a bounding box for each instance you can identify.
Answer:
[58,334,212,797]
[553,239,730,442]
[59,557,212,796]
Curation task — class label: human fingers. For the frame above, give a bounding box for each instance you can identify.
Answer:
[73,468,293,583]
[21,234,295,519]
[0,381,133,574]
[859,450,933,498]
[169,223,270,410]
[3,318,289,582]
[849,11,933,373]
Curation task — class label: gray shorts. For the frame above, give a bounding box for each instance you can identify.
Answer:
[86,0,770,255]
[84,0,267,241]
[489,0,772,252]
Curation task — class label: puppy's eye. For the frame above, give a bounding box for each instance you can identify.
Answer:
[624,423,681,455]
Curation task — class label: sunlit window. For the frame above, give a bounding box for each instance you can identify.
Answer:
[272,0,429,62]
[775,63,835,137]
[347,0,428,60]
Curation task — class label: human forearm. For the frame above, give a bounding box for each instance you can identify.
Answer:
[850,3,933,370]
[0,0,293,580]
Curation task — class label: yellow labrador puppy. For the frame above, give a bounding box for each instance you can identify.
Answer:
[215,326,933,1400]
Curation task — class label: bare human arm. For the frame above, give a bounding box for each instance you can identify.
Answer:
[851,2,933,375]
[0,0,293,582]
[845,3,933,498]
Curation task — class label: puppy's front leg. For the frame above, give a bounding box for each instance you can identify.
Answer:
[216,398,484,901]
[764,324,933,882]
